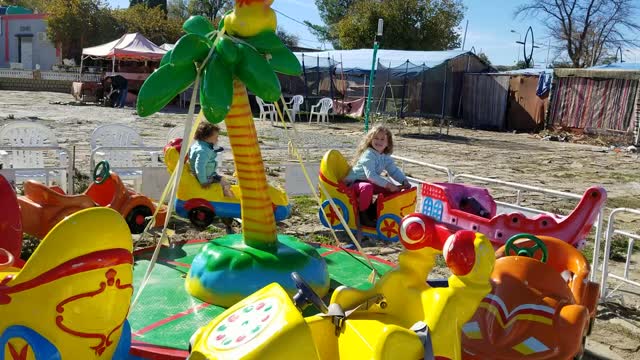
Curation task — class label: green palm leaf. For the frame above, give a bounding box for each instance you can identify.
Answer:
[136,63,196,117]
[243,31,286,53]
[268,47,302,76]
[235,44,281,102]
[183,15,215,37]
[171,33,212,67]
[200,53,233,124]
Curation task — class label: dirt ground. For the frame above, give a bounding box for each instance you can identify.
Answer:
[1,90,639,359]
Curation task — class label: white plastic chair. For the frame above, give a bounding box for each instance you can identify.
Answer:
[0,121,70,192]
[309,97,334,124]
[285,95,304,122]
[90,124,161,190]
[255,96,277,124]
[166,126,184,142]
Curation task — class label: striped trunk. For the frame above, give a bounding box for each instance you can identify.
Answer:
[225,80,277,248]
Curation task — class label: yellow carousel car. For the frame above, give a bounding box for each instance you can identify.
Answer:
[0,207,133,360]
[163,138,291,229]
[318,150,417,242]
[188,213,496,360]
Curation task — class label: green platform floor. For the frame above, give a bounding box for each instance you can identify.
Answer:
[128,240,395,360]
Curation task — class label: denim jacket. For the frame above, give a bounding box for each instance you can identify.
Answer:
[189,140,223,184]
[344,148,407,187]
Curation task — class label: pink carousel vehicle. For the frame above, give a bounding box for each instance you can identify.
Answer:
[420,183,606,249]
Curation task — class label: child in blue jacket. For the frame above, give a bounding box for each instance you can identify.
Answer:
[189,122,233,197]
[343,125,410,227]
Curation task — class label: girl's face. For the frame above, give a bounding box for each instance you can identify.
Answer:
[371,131,388,153]
[204,132,219,145]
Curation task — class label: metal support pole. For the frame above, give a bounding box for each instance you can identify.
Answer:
[302,54,309,112]
[364,41,380,133]
[329,56,335,122]
[420,64,426,117]
[439,61,448,135]
[399,61,409,119]
[316,55,320,95]
[382,61,391,113]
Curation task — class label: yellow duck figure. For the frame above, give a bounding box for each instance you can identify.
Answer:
[331,213,496,360]
[225,0,277,37]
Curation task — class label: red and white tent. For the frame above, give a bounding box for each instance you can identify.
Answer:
[81,33,167,73]
[82,32,166,61]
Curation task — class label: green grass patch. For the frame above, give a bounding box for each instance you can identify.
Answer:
[291,195,318,216]
[311,234,335,245]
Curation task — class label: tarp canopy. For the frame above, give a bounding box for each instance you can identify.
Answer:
[555,66,640,80]
[82,32,167,61]
[294,49,471,74]
[589,62,640,70]
[159,43,175,51]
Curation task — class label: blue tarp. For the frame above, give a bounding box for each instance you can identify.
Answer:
[293,49,471,74]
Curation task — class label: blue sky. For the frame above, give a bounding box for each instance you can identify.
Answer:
[107,0,640,66]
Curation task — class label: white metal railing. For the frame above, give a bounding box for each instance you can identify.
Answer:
[392,155,454,182]
[0,69,32,78]
[600,208,640,301]
[40,71,102,82]
[452,173,606,282]
[0,69,102,82]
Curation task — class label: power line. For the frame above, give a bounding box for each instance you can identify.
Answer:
[272,7,310,28]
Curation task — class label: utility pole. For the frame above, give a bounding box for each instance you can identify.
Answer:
[462,20,469,51]
[510,29,521,63]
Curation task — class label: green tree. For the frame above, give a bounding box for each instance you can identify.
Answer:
[129,0,167,13]
[477,52,491,65]
[277,27,298,48]
[113,4,183,45]
[333,0,465,50]
[46,0,120,60]
[167,0,189,19]
[147,0,167,13]
[0,0,47,11]
[305,0,355,48]
[188,0,231,20]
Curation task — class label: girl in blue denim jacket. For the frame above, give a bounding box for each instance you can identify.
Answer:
[343,125,410,227]
[189,122,233,197]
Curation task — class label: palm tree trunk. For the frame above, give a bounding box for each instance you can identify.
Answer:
[225,79,277,249]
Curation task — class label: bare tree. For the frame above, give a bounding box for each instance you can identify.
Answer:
[188,0,231,20]
[516,0,640,67]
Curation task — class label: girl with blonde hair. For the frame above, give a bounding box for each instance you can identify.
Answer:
[343,125,410,227]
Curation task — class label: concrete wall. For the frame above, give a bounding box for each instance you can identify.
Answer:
[0,77,71,93]
[0,14,58,70]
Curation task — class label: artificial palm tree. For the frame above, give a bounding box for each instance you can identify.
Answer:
[137,0,328,307]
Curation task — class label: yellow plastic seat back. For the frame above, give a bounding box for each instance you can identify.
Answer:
[320,150,351,185]
[0,207,133,360]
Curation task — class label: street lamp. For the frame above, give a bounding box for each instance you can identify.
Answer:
[364,18,384,133]
[510,29,521,63]
[615,47,624,63]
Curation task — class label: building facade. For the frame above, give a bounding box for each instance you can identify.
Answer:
[0,9,59,70]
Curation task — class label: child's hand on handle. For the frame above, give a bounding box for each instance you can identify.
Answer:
[385,182,401,192]
[400,179,411,190]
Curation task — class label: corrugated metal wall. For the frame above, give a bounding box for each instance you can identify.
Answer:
[462,74,509,129]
